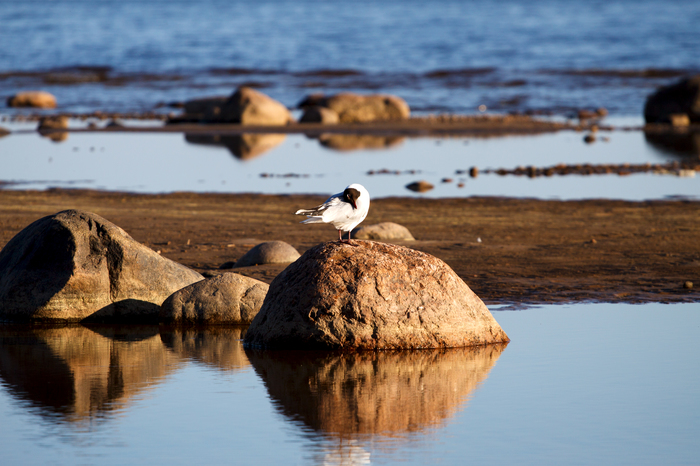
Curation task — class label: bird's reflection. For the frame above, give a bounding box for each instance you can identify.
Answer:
[246,343,507,436]
[184,133,286,160]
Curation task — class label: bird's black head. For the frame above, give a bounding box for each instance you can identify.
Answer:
[343,187,361,209]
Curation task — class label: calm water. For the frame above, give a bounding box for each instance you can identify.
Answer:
[1,126,698,200]
[1,0,699,116]
[1,303,698,465]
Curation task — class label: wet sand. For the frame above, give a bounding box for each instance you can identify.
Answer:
[1,189,697,306]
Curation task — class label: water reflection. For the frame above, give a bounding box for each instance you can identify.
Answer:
[317,134,405,151]
[644,129,700,158]
[159,326,249,371]
[246,343,506,436]
[0,324,179,425]
[185,133,286,159]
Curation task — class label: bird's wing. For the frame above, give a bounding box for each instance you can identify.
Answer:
[295,193,343,217]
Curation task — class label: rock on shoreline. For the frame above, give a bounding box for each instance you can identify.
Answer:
[244,241,509,350]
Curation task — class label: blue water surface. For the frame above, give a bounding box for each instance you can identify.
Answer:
[1,0,698,115]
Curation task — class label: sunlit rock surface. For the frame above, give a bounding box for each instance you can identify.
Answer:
[160,273,268,324]
[244,241,509,350]
[0,210,203,322]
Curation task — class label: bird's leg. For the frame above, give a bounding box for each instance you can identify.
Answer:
[338,229,343,242]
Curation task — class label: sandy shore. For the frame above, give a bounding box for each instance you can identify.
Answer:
[1,189,697,306]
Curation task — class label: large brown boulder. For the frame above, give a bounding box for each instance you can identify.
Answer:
[7,91,57,108]
[644,75,700,123]
[204,87,294,125]
[300,93,410,123]
[244,241,508,350]
[0,210,203,323]
[160,273,268,324]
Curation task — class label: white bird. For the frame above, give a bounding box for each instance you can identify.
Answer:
[295,183,370,241]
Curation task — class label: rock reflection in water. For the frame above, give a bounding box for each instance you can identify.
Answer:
[185,133,286,160]
[159,326,249,371]
[246,343,506,436]
[317,134,405,151]
[0,324,180,424]
[644,129,700,158]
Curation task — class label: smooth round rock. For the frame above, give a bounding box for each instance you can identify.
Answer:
[352,222,415,241]
[160,273,268,324]
[204,86,294,125]
[7,91,57,108]
[244,241,509,350]
[233,241,300,267]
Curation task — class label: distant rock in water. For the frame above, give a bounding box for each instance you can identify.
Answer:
[7,91,57,108]
[233,241,301,267]
[299,106,340,124]
[160,273,268,324]
[0,210,203,323]
[352,222,415,241]
[406,180,434,192]
[644,74,700,124]
[298,92,410,123]
[244,241,509,350]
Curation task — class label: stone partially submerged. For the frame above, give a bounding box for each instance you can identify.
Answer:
[298,92,410,123]
[244,241,508,350]
[0,210,203,323]
[160,273,268,324]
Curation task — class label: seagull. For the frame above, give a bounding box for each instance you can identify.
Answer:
[295,183,370,241]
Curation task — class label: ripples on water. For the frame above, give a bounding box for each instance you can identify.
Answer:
[1,0,699,115]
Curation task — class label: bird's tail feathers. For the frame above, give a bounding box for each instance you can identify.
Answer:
[300,217,324,224]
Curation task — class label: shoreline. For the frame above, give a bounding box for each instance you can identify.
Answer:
[1,189,697,307]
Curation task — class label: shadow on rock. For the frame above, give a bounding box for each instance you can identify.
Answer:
[185,133,286,160]
[0,324,181,425]
[644,129,700,158]
[245,343,507,436]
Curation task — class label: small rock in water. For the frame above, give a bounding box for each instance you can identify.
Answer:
[406,180,434,193]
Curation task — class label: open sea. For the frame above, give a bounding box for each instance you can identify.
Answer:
[1,0,699,116]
